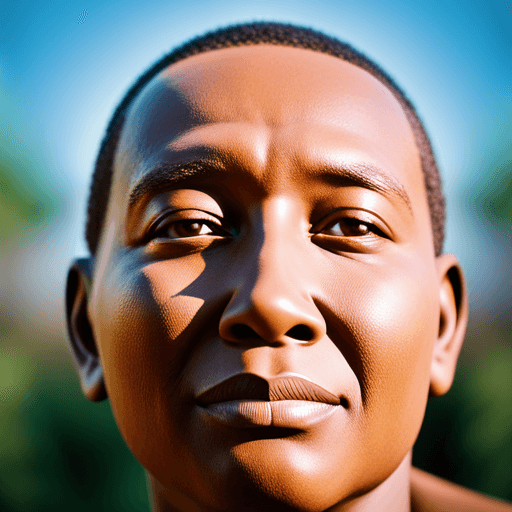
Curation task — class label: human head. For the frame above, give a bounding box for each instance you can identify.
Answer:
[67,23,467,511]
[85,22,445,257]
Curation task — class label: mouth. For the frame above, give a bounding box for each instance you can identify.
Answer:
[196,373,347,429]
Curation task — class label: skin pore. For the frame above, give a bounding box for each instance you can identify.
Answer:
[67,45,470,511]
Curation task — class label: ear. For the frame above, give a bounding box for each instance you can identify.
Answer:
[429,254,468,397]
[65,258,107,402]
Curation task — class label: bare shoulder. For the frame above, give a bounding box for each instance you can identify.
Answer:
[410,467,512,512]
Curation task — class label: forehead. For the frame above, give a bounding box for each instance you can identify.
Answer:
[123,45,418,162]
[113,45,429,234]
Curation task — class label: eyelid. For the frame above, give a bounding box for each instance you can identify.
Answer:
[145,208,227,240]
[312,208,393,239]
[152,208,221,228]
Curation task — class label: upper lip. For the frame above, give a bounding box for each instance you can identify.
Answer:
[196,373,342,406]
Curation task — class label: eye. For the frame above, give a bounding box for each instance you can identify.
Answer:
[153,219,221,240]
[149,212,230,241]
[322,217,387,238]
[160,219,215,239]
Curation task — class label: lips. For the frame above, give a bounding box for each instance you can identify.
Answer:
[196,373,342,406]
[196,373,345,429]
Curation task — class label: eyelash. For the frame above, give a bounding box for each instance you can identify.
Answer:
[316,217,389,239]
[148,209,231,242]
[153,219,224,239]
[148,212,388,244]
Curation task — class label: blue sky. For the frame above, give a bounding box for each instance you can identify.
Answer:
[1,0,511,314]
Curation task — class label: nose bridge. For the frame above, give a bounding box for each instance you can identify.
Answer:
[251,196,309,303]
[219,197,326,345]
[254,201,304,299]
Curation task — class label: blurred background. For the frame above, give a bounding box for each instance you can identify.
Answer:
[1,0,510,510]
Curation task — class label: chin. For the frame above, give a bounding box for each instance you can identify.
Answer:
[185,437,362,512]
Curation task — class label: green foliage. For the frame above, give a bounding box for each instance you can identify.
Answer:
[0,151,55,242]
[474,148,512,227]
[414,342,512,501]
[0,86,59,243]
[0,349,150,512]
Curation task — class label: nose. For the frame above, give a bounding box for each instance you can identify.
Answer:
[219,208,326,346]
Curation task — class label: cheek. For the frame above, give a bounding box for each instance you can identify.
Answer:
[360,271,438,396]
[365,270,438,444]
[91,256,205,474]
[326,259,439,453]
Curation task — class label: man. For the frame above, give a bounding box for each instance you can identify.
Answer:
[65,22,512,511]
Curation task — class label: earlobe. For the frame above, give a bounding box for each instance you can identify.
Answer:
[429,254,468,397]
[66,258,107,402]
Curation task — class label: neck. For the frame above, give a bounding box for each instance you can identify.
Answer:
[148,451,412,512]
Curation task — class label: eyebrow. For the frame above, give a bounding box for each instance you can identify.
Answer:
[128,158,412,213]
[315,162,412,212]
[128,159,222,211]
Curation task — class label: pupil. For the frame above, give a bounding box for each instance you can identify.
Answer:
[344,219,368,236]
[356,223,368,235]
[176,221,202,236]
[186,222,201,233]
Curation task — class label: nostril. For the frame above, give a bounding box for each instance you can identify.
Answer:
[230,324,258,339]
[285,324,314,342]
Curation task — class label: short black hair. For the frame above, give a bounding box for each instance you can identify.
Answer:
[86,22,445,256]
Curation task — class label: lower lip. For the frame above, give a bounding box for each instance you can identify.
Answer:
[199,400,339,429]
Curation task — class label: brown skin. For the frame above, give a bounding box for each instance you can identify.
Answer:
[66,45,508,511]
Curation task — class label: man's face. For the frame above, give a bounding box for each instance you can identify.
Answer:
[90,46,441,510]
